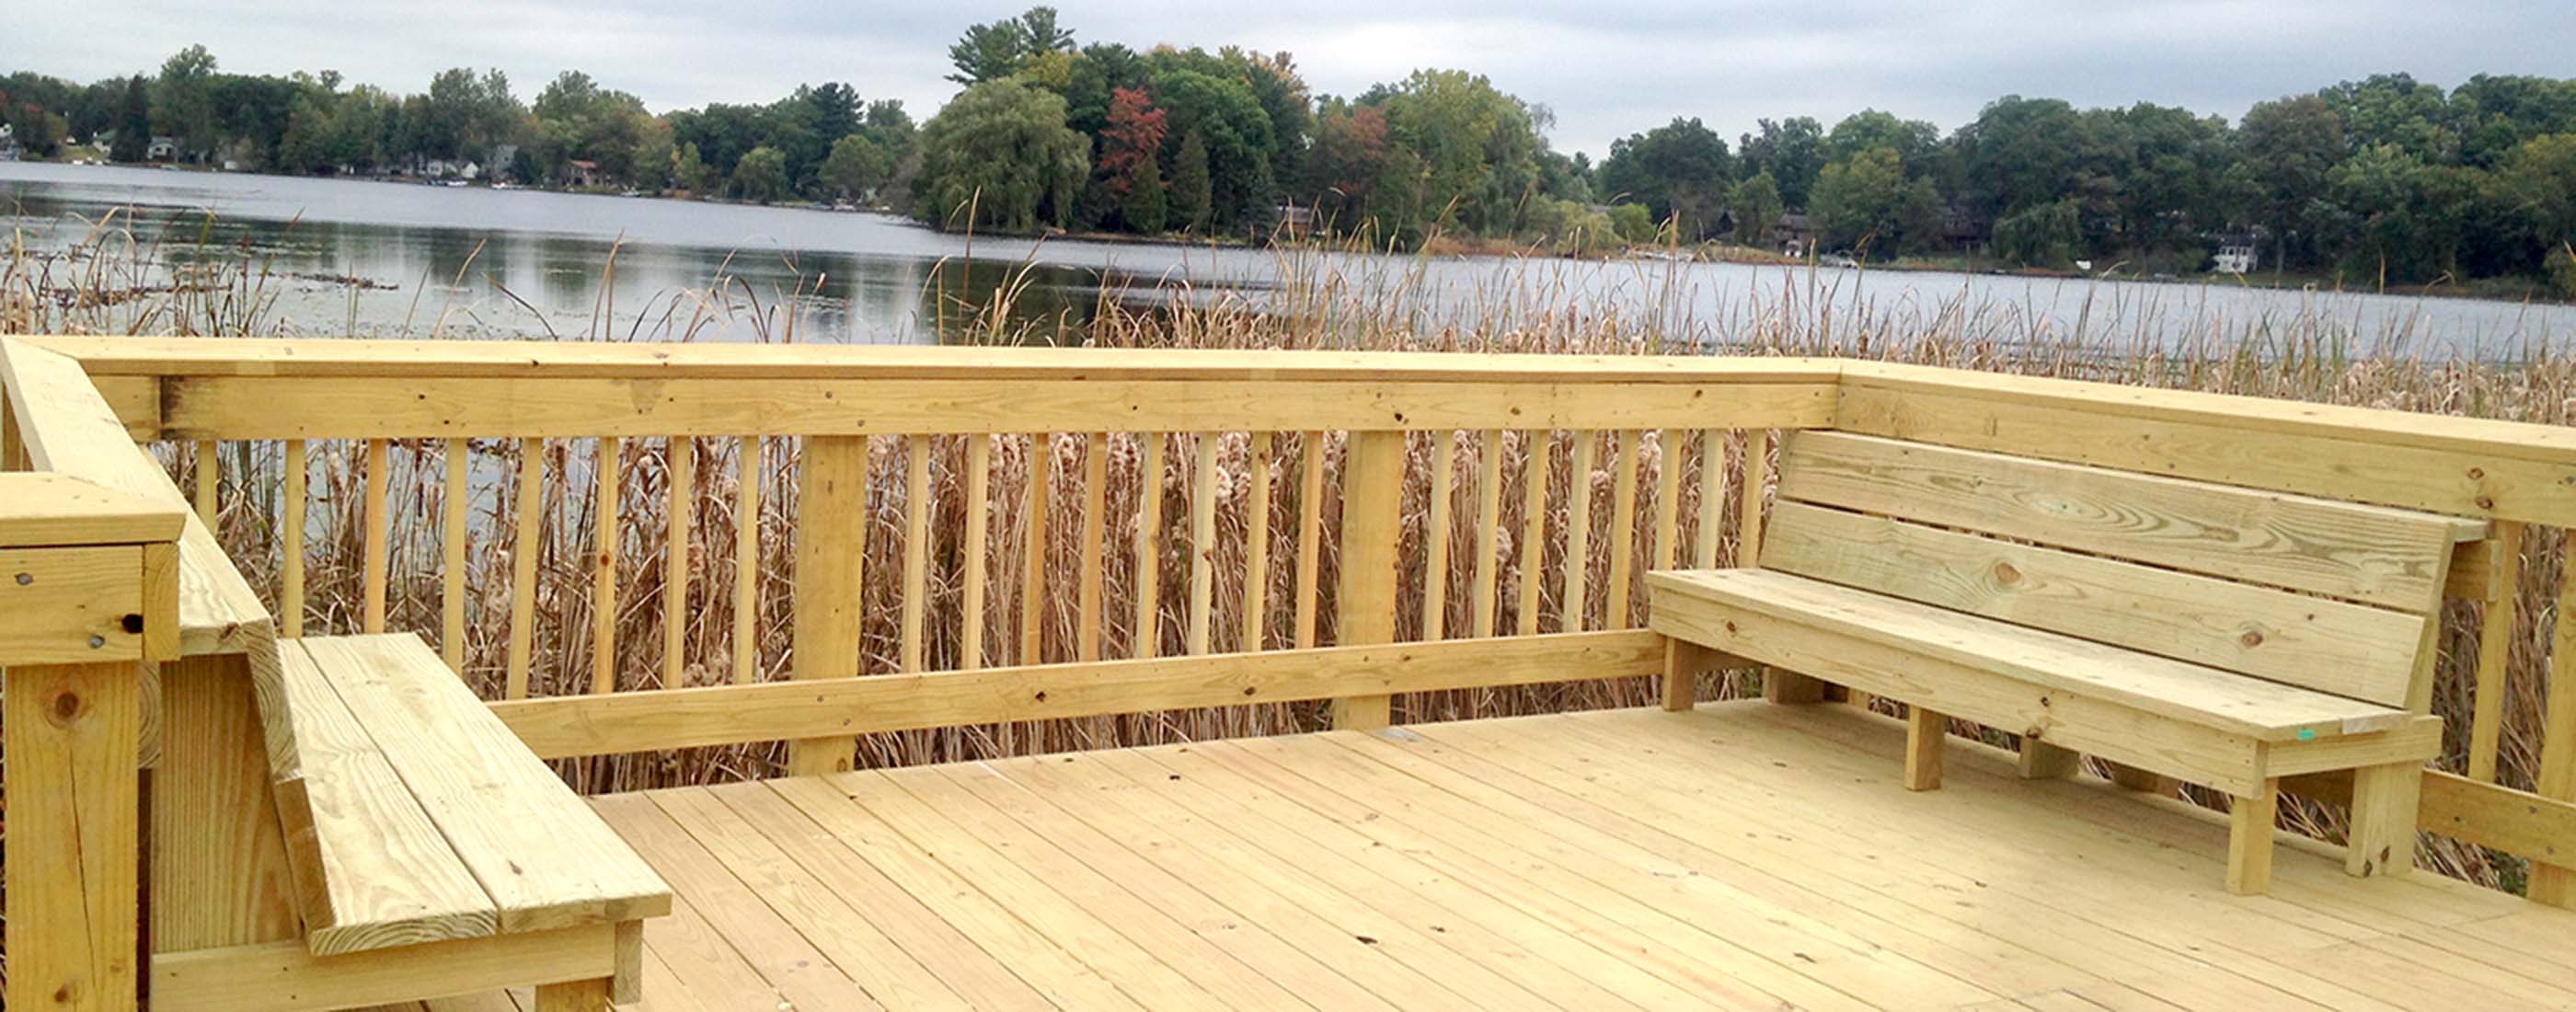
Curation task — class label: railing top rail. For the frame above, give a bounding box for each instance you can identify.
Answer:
[1846,361,2576,467]
[19,337,1845,385]
[1,338,273,656]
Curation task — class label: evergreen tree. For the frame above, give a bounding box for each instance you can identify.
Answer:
[1169,132,1213,232]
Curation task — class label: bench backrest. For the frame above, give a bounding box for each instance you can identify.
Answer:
[1764,431,2479,712]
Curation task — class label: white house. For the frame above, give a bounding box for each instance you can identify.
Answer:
[2213,234,2260,275]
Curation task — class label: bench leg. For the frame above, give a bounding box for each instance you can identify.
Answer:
[1662,639,1718,712]
[1904,706,1945,791]
[2017,739,2081,780]
[2106,762,2182,796]
[2345,762,2423,879]
[2226,778,2281,895]
[535,976,614,1011]
[1763,667,1830,705]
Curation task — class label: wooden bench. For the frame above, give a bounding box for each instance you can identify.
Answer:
[1650,431,2482,895]
[157,633,671,1011]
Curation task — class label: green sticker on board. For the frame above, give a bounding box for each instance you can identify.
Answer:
[2297,729,2317,742]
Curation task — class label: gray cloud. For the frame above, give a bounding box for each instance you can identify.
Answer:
[6,0,2570,157]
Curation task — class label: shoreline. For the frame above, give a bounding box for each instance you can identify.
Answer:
[8,160,2568,313]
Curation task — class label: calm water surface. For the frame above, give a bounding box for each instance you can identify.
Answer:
[5,162,2569,356]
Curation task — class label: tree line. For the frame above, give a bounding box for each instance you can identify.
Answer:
[5,18,2573,293]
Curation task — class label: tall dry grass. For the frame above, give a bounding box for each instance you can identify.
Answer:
[10,217,2575,895]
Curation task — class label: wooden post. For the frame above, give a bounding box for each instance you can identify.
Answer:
[2466,523,2525,782]
[2528,555,2576,905]
[1332,430,1405,730]
[1903,705,1946,791]
[2016,739,2080,780]
[788,436,868,776]
[0,475,186,1012]
[1662,638,1716,712]
[2227,780,2282,896]
[2345,762,2422,878]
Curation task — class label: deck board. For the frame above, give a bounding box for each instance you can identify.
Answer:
[598,701,2576,1012]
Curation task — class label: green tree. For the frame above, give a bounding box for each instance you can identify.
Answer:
[2238,94,2346,268]
[1730,171,1785,246]
[1738,117,1826,207]
[109,75,151,161]
[911,79,1090,232]
[672,142,715,192]
[1365,69,1544,236]
[1145,59,1276,231]
[1824,109,1940,174]
[153,44,220,160]
[1992,198,2082,267]
[820,133,892,201]
[1169,131,1213,232]
[730,145,789,202]
[1809,146,1940,256]
[946,6,1074,86]
[1596,117,1733,240]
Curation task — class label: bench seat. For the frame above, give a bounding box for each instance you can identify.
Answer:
[265,634,670,958]
[1653,569,2421,744]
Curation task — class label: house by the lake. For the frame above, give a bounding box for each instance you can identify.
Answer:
[2214,233,2260,274]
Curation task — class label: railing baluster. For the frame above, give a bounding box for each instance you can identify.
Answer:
[1422,430,1455,640]
[1606,430,1639,628]
[443,437,469,673]
[2467,521,2524,782]
[2530,549,2576,905]
[1077,431,1107,663]
[1516,431,1550,637]
[1134,433,1164,660]
[1188,432,1220,655]
[662,437,696,687]
[903,433,934,673]
[1243,431,1273,653]
[194,439,218,524]
[732,436,762,684]
[1470,430,1503,638]
[1294,432,1324,650]
[789,435,868,776]
[1562,430,1596,633]
[1652,428,1681,571]
[362,437,389,633]
[1738,430,1770,565]
[961,434,990,673]
[283,438,307,638]
[591,437,622,696]
[1696,429,1725,569]
[1019,434,1051,666]
[506,438,544,700]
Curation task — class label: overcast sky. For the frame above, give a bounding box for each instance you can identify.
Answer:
[7,1,2571,158]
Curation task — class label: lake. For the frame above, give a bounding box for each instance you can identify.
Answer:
[5,161,2569,357]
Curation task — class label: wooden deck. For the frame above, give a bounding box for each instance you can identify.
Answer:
[531,702,2572,1012]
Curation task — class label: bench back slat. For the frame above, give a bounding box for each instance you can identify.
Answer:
[1776,431,2465,613]
[1760,500,2429,707]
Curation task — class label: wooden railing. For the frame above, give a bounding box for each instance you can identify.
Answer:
[7,335,2575,927]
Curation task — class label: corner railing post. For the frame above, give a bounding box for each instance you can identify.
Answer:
[1331,430,1405,730]
[0,475,184,1012]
